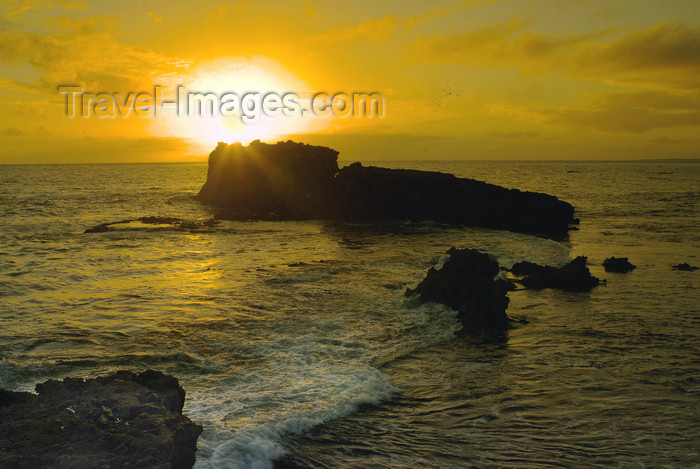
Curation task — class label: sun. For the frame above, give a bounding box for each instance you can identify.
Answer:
[153,57,320,147]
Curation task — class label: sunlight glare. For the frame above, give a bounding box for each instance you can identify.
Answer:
[157,57,317,146]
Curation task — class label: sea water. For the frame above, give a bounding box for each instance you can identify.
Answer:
[0,160,698,467]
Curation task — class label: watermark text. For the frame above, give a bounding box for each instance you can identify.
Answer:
[58,86,385,123]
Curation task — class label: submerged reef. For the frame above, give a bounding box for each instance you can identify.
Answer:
[84,216,219,234]
[196,140,577,238]
[0,370,202,469]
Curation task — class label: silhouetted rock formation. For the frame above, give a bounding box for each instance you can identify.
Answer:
[510,257,600,291]
[197,141,577,237]
[197,140,340,219]
[603,256,636,273]
[672,262,698,271]
[0,370,202,469]
[330,163,574,236]
[405,248,510,333]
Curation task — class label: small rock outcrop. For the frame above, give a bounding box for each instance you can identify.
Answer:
[510,257,600,291]
[603,256,636,273]
[672,263,698,271]
[0,370,202,469]
[196,140,577,238]
[405,248,510,333]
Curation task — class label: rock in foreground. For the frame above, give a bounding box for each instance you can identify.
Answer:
[510,257,601,291]
[603,256,636,273]
[0,370,202,469]
[196,140,577,237]
[406,248,510,333]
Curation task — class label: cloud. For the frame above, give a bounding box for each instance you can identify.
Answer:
[404,6,449,29]
[0,126,24,136]
[0,135,202,163]
[0,76,37,92]
[35,122,50,136]
[574,21,700,89]
[553,91,700,133]
[484,90,700,133]
[147,11,163,24]
[484,102,548,124]
[0,15,191,91]
[0,0,87,20]
[413,20,517,64]
[312,15,397,44]
[646,136,700,144]
[43,13,118,34]
[487,130,540,139]
[412,20,700,89]
[461,0,500,7]
[412,20,611,74]
[555,92,700,132]
[589,4,622,20]
[302,0,316,18]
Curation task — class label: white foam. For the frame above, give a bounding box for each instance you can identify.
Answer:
[470,233,571,268]
[190,364,397,468]
[185,298,464,469]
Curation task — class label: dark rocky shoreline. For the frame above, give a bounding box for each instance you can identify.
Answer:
[0,370,201,468]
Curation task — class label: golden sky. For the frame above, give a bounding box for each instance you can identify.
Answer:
[1,0,699,163]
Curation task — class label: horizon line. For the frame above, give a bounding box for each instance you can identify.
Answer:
[1,157,699,166]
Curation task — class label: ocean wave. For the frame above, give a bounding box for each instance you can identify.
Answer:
[190,364,397,469]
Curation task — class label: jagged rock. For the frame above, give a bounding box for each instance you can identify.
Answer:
[405,248,510,333]
[0,389,34,407]
[672,263,698,271]
[197,140,339,219]
[0,370,202,469]
[603,256,636,273]
[196,141,577,237]
[510,257,600,291]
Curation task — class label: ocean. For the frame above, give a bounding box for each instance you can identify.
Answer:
[0,160,698,468]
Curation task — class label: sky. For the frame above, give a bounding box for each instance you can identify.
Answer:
[1,0,699,163]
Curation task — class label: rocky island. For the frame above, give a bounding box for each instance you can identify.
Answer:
[197,140,577,238]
